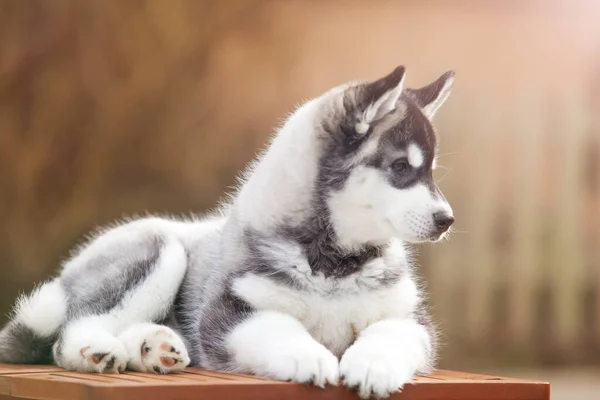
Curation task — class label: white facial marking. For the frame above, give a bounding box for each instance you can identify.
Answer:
[329,166,452,245]
[407,143,424,168]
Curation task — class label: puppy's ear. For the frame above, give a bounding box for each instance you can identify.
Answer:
[353,66,406,134]
[405,71,455,119]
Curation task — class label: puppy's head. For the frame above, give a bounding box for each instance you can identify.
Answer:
[318,66,455,245]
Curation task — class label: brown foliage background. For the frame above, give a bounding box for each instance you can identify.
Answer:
[0,0,599,369]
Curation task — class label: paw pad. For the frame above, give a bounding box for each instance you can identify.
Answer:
[134,328,190,374]
[160,356,177,367]
[78,341,128,374]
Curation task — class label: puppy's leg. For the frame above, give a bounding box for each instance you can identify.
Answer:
[118,323,190,373]
[339,318,432,399]
[53,315,128,373]
[110,237,191,373]
[226,311,339,387]
[53,235,189,373]
[109,236,189,325]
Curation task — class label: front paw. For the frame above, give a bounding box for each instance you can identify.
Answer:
[340,342,414,399]
[263,339,339,388]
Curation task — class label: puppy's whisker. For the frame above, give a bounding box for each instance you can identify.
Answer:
[436,151,461,158]
[434,164,453,172]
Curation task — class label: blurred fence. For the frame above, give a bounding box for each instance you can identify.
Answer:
[421,86,600,367]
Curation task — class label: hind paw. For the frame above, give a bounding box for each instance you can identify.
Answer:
[78,337,129,374]
[119,323,190,373]
[141,328,190,373]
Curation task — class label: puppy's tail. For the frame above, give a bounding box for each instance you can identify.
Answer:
[0,279,67,364]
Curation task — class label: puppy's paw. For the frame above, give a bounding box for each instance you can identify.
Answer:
[139,327,190,374]
[119,323,190,373]
[77,336,129,374]
[340,341,414,399]
[263,338,339,388]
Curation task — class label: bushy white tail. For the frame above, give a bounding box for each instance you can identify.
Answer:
[0,280,67,364]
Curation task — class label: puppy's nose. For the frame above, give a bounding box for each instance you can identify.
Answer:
[433,212,455,232]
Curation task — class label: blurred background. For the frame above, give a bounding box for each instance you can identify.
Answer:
[0,0,598,397]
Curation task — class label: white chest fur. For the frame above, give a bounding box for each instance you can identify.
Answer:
[232,272,420,357]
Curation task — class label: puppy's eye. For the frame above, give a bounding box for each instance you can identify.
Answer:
[391,158,410,174]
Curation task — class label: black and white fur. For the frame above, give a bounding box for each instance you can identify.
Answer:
[0,66,455,399]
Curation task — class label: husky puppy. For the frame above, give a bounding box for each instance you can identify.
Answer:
[0,65,455,399]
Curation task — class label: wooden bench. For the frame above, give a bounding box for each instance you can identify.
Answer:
[0,364,549,400]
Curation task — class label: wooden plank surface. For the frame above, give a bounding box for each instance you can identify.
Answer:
[0,364,549,400]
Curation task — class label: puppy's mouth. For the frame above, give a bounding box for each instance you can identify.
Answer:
[386,217,451,243]
[403,235,436,244]
[428,229,450,242]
